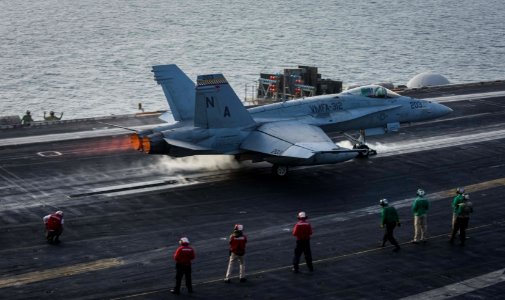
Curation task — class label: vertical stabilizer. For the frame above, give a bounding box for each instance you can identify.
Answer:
[152,65,195,121]
[195,74,255,129]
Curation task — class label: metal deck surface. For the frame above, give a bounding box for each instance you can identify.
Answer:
[1,83,505,299]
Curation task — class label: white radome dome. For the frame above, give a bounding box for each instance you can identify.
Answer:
[407,72,450,88]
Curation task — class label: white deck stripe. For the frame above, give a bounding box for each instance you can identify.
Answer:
[372,128,505,157]
[0,123,167,147]
[400,268,505,300]
[430,90,505,103]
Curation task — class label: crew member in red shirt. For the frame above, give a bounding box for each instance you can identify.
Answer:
[224,224,248,283]
[292,211,313,273]
[43,211,64,244]
[171,237,195,295]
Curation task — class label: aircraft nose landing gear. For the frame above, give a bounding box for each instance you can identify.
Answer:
[353,144,377,158]
[345,129,377,158]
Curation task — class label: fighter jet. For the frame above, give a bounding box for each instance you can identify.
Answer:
[130,65,452,176]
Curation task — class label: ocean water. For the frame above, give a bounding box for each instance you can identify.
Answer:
[1,0,504,119]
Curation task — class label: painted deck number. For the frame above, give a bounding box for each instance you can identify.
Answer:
[37,151,62,157]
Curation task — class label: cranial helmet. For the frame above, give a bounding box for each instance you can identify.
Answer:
[234,224,243,231]
[456,187,465,194]
[298,211,307,219]
[55,211,63,216]
[179,237,190,245]
[417,189,425,196]
[379,198,388,206]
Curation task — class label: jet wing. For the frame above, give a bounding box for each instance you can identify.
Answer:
[240,121,341,159]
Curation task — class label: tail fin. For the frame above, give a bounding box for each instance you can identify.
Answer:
[152,65,195,121]
[195,74,255,129]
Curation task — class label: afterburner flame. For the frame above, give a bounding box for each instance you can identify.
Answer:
[142,136,151,153]
[130,133,142,150]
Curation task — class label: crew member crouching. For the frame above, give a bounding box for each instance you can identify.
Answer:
[43,211,64,244]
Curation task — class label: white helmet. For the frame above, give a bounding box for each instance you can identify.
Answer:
[464,193,470,200]
[417,189,425,196]
[379,198,388,206]
[297,211,307,219]
[456,187,465,194]
[234,224,243,231]
[179,237,189,245]
[55,211,63,216]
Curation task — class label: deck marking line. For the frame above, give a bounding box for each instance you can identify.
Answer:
[400,268,505,300]
[0,258,123,289]
[309,177,505,226]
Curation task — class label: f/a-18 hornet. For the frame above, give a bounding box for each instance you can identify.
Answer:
[130,65,452,176]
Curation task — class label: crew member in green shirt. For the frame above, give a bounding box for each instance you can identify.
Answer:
[21,110,34,125]
[451,187,465,230]
[379,198,401,252]
[450,193,473,246]
[412,188,430,244]
[44,110,63,121]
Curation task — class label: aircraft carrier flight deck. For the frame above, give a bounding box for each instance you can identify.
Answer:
[1,81,505,299]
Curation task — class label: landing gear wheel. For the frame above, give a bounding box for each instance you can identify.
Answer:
[354,144,370,158]
[272,165,288,177]
[353,144,377,158]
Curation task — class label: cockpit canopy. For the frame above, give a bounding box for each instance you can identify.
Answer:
[344,85,400,99]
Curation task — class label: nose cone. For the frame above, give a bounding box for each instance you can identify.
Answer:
[432,102,453,117]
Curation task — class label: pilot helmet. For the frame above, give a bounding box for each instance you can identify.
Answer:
[379,198,388,206]
[179,237,190,245]
[417,189,425,197]
[297,211,307,219]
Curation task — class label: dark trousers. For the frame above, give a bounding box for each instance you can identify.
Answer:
[174,263,192,292]
[451,217,469,245]
[46,228,63,243]
[293,239,313,271]
[383,222,399,247]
